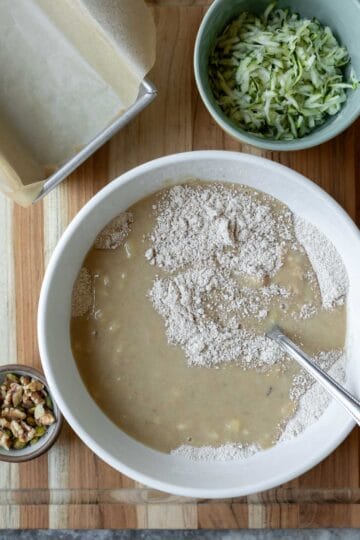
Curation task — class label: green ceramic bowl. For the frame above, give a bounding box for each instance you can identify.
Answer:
[194,0,360,151]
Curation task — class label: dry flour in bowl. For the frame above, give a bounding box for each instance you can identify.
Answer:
[70,181,348,460]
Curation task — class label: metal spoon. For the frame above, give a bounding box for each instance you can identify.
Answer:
[266,324,360,426]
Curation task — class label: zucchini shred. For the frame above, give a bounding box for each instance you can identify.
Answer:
[208,2,358,140]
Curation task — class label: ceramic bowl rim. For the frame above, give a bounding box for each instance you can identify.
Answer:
[38,150,359,497]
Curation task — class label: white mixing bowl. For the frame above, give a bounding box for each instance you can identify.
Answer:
[38,151,360,498]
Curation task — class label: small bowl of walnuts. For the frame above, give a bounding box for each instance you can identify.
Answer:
[0,365,63,462]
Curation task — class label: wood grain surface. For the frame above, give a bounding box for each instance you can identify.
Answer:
[0,0,359,530]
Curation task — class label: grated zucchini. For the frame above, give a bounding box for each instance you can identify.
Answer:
[208,3,358,140]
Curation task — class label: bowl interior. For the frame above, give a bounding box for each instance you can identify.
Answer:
[38,151,360,497]
[195,0,360,150]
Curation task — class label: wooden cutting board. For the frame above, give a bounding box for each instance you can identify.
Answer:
[0,0,359,530]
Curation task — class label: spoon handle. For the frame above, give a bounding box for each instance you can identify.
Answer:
[267,325,360,426]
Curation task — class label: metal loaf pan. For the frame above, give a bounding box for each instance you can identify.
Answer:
[33,78,157,202]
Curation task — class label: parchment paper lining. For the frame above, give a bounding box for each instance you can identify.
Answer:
[0,0,156,206]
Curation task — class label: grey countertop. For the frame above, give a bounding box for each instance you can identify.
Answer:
[0,530,359,540]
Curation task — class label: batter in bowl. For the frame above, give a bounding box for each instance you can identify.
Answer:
[70,182,347,457]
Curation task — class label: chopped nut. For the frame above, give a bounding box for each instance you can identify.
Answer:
[26,379,44,392]
[34,404,45,420]
[0,430,11,450]
[1,407,26,420]
[22,394,34,409]
[0,418,10,429]
[38,411,55,426]
[13,439,27,450]
[3,382,23,408]
[21,420,33,433]
[10,420,24,439]
[29,391,45,405]
[12,386,23,407]
[3,390,13,407]
[20,422,36,442]
[5,374,19,384]
[0,372,56,451]
[26,430,36,442]
[9,420,36,443]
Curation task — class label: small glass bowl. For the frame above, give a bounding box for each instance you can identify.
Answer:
[0,364,63,462]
